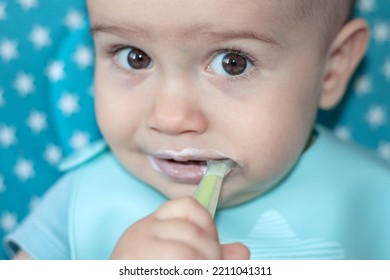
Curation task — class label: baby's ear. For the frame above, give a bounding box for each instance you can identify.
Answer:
[320,18,369,109]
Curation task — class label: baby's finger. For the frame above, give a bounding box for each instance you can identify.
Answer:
[222,243,250,260]
[153,218,222,259]
[154,197,219,239]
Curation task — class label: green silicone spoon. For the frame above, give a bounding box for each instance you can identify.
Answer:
[193,159,236,218]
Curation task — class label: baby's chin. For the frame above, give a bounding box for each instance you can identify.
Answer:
[219,179,281,207]
[217,191,256,208]
[148,179,199,199]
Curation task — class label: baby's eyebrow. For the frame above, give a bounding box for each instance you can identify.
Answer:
[200,30,283,48]
[90,23,283,48]
[90,24,152,40]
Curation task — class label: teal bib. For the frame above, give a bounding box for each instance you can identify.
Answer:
[63,127,390,259]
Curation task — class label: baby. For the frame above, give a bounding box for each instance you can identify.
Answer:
[5,0,390,259]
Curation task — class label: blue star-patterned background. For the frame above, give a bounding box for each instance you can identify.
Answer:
[0,0,389,259]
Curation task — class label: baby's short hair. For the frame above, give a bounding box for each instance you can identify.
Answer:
[287,0,356,50]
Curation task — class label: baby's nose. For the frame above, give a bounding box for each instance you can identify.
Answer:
[146,86,208,136]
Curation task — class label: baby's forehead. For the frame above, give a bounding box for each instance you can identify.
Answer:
[273,0,354,39]
[88,0,348,37]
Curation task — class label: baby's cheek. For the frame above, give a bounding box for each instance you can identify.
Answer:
[245,132,304,186]
[258,148,295,179]
[95,98,138,147]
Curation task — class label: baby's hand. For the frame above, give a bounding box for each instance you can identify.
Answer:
[110,197,249,260]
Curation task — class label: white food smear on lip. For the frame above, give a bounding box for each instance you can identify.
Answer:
[167,148,227,158]
[149,148,235,174]
[149,156,161,172]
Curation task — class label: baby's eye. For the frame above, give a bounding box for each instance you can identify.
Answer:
[208,51,253,76]
[115,47,152,70]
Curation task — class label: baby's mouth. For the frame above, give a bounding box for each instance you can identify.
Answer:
[150,157,209,184]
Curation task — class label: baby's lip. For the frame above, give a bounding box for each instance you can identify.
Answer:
[152,148,229,162]
[149,149,232,184]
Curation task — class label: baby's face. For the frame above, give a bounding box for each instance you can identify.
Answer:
[89,0,328,206]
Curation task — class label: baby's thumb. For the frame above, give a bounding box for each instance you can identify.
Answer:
[222,243,250,260]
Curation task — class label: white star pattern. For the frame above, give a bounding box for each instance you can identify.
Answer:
[13,72,35,96]
[0,211,17,232]
[372,21,390,44]
[70,130,90,150]
[13,157,35,182]
[378,142,390,160]
[28,196,41,212]
[353,75,372,96]
[44,144,63,165]
[26,110,47,134]
[0,88,5,107]
[358,0,376,12]
[0,124,17,148]
[382,58,390,80]
[17,0,38,11]
[0,174,5,193]
[0,2,7,21]
[58,92,80,116]
[73,45,93,69]
[45,61,65,82]
[64,9,85,30]
[365,105,387,128]
[29,25,51,49]
[334,126,352,142]
[0,39,19,62]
